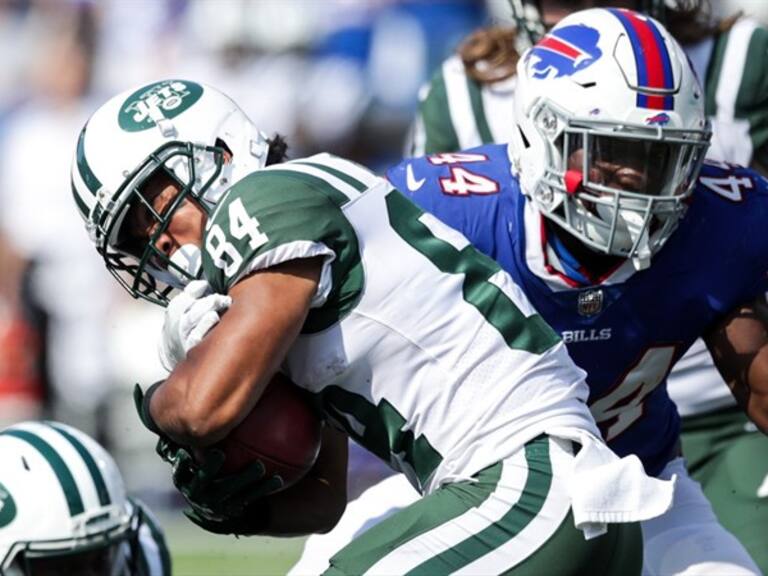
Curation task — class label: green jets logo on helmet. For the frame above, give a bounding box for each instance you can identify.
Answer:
[118,80,203,132]
[0,481,17,528]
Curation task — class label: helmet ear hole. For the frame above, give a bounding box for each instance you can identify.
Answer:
[518,125,531,149]
[215,138,233,158]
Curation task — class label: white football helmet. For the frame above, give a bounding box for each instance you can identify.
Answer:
[511,8,711,269]
[70,79,271,305]
[0,421,141,576]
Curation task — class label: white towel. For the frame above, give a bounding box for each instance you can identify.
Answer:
[548,427,676,540]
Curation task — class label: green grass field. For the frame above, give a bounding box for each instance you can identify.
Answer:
[161,512,306,576]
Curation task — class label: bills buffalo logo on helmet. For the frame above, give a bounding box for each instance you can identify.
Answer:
[525,24,603,79]
[645,112,671,125]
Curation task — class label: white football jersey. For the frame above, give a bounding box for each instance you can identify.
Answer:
[201,153,597,494]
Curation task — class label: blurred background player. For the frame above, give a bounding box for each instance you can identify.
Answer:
[0,420,170,575]
[404,0,768,572]
[0,0,115,442]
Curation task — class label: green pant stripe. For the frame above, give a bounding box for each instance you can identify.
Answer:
[326,463,503,575]
[406,437,552,575]
[0,429,84,516]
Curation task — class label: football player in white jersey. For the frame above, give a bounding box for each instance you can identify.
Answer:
[0,420,170,576]
[69,79,676,574]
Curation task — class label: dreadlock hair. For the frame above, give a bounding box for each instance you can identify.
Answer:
[458,26,520,85]
[266,134,289,166]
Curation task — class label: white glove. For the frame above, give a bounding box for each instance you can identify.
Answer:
[159,280,232,372]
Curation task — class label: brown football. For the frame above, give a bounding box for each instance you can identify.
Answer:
[216,372,322,491]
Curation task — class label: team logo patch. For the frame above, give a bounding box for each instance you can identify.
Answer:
[525,24,602,79]
[0,481,17,528]
[577,289,604,316]
[118,80,203,132]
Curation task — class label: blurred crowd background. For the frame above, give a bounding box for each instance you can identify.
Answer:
[0,0,766,567]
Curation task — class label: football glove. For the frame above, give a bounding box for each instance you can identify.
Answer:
[133,382,284,529]
[133,382,186,470]
[171,446,284,528]
[159,279,232,371]
[183,498,272,536]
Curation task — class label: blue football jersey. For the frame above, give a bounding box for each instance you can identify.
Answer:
[387,144,768,476]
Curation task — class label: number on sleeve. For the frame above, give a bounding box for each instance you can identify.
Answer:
[439,167,499,196]
[205,197,269,277]
[205,225,243,277]
[700,175,754,202]
[229,197,269,249]
[427,152,488,165]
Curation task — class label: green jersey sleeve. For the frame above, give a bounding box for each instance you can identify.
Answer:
[704,18,768,165]
[201,166,364,332]
[413,65,463,155]
[410,54,514,156]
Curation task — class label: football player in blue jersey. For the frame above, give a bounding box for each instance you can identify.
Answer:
[389,7,767,575]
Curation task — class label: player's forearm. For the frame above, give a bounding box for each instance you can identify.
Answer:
[706,301,768,433]
[745,346,768,434]
[149,261,322,447]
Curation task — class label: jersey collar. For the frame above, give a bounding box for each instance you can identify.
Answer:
[522,200,639,290]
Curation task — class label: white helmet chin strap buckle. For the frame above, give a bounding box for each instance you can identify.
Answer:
[620,210,651,270]
[169,244,203,286]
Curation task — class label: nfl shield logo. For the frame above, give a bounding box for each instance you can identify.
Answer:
[577,289,603,317]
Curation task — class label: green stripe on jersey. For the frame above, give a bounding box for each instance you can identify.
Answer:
[0,429,84,516]
[201,170,364,332]
[46,422,111,507]
[420,69,461,154]
[257,169,351,208]
[466,77,494,144]
[407,436,551,575]
[75,125,102,196]
[290,161,367,193]
[386,191,559,354]
[704,33,727,118]
[315,385,443,491]
[737,26,768,150]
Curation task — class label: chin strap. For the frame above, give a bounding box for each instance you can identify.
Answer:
[168,244,203,286]
[620,210,652,270]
